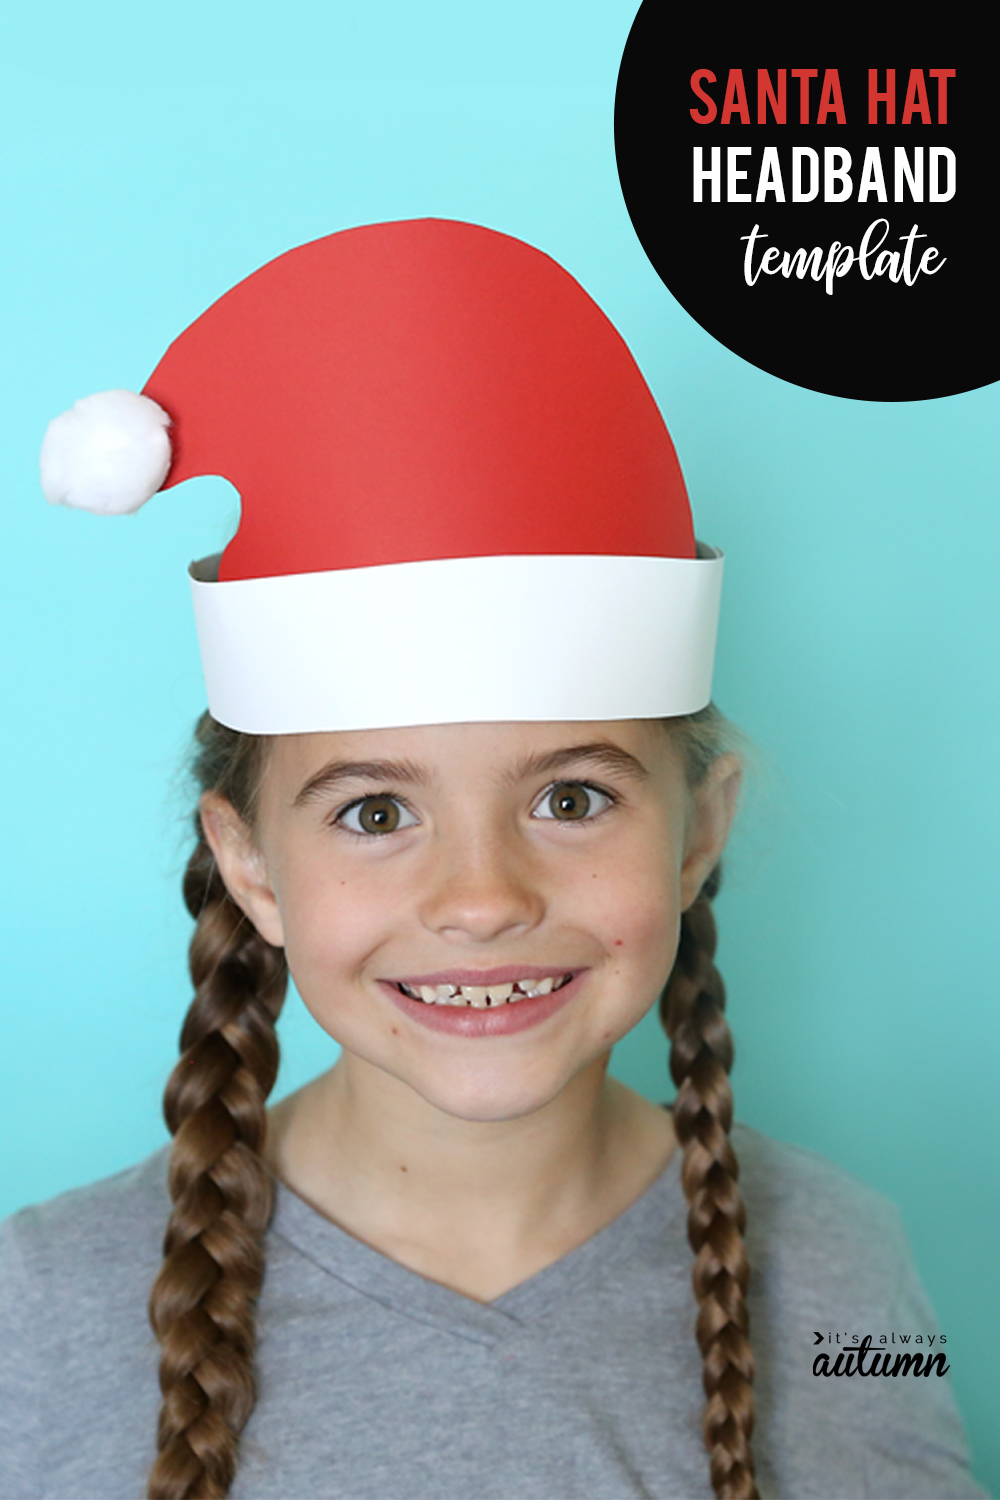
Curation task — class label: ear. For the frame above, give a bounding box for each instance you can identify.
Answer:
[199,790,286,948]
[679,752,742,911]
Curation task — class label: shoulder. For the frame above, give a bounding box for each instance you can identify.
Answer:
[731,1125,918,1354]
[1,1145,171,1300]
[732,1121,900,1232]
[0,1150,170,1497]
[0,1146,172,1370]
[728,1128,986,1498]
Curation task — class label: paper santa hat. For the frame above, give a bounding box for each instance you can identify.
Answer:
[40,219,722,734]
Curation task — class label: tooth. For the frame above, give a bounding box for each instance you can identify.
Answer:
[401,977,569,1006]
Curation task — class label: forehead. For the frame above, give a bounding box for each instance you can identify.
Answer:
[264,720,682,801]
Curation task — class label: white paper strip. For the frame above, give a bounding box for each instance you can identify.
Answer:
[189,548,723,734]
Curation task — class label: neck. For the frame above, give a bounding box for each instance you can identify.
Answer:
[266,1053,674,1300]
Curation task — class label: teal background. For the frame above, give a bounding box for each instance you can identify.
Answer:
[1,4,996,1492]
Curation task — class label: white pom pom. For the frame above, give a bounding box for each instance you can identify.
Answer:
[40,390,172,516]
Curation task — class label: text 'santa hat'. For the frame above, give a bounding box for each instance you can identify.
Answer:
[40,219,723,733]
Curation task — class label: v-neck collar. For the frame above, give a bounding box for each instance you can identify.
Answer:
[267,1145,685,1347]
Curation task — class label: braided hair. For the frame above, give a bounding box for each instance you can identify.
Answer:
[656,703,757,1499]
[147,719,286,1499]
[147,707,753,1499]
[662,864,757,1500]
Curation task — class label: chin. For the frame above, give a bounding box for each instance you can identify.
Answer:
[403,1065,579,1126]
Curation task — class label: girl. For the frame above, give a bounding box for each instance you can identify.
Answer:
[0,220,984,1500]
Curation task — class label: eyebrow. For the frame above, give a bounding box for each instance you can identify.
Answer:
[293,759,428,807]
[292,740,650,808]
[500,742,650,787]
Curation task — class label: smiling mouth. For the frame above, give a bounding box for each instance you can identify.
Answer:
[395,974,576,1009]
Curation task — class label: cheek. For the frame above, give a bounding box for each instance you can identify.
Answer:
[612,891,682,993]
[576,839,683,978]
[273,856,387,997]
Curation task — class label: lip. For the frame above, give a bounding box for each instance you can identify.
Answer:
[377,969,587,1038]
[390,964,575,987]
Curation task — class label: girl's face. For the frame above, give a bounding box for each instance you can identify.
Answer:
[204,720,738,1124]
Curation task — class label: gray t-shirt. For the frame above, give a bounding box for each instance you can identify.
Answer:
[0,1124,984,1500]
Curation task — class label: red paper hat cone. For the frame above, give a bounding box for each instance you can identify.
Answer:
[144,220,696,582]
[42,220,723,733]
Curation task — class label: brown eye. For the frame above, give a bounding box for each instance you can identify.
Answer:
[546,782,594,820]
[359,798,399,833]
[534,781,613,823]
[339,796,417,836]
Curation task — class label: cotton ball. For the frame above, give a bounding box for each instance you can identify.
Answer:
[40,390,172,516]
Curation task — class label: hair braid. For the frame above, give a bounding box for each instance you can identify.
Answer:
[147,830,287,1499]
[661,865,758,1500]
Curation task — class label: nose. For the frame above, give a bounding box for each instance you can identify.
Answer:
[417,827,545,944]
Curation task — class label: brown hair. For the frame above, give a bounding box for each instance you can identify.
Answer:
[147,719,284,1499]
[147,708,755,1499]
[664,710,758,1499]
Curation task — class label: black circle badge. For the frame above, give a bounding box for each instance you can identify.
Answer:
[615,12,994,401]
